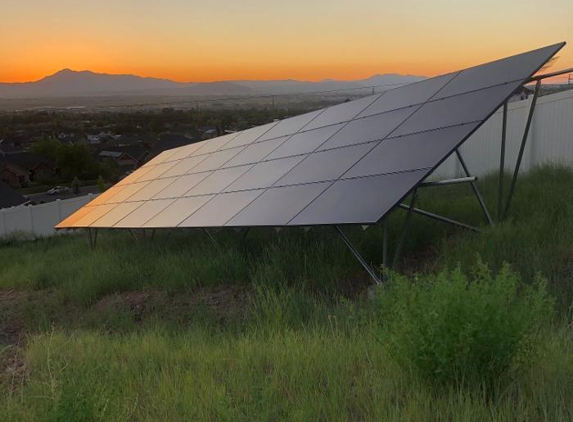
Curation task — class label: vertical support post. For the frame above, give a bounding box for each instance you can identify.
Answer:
[497,101,508,221]
[151,229,156,240]
[0,209,5,237]
[87,228,97,249]
[28,205,34,235]
[392,190,418,269]
[455,150,494,226]
[503,79,541,220]
[334,226,381,284]
[57,199,62,222]
[242,227,250,240]
[382,219,388,269]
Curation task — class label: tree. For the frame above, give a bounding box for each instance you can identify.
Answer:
[99,158,120,182]
[30,137,62,163]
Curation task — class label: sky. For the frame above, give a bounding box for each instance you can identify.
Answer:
[1,0,572,83]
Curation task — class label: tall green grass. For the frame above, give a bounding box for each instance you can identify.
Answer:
[2,322,572,422]
[1,165,573,420]
[2,166,572,307]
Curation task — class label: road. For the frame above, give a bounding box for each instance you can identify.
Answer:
[25,186,100,204]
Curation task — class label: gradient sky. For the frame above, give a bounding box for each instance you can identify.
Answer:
[1,0,572,83]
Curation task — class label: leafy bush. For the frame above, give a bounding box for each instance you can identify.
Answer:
[96,175,106,193]
[377,260,553,388]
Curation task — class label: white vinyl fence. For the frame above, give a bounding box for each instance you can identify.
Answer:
[0,194,96,238]
[434,88,573,178]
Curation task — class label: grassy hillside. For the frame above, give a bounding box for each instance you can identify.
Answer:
[1,166,573,420]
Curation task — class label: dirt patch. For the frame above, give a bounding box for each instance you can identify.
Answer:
[0,290,28,393]
[0,290,28,345]
[0,342,28,394]
[0,289,24,307]
[178,284,253,321]
[91,284,254,324]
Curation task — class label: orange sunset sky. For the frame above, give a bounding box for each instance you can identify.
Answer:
[1,0,572,84]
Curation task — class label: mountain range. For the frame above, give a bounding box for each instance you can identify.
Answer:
[0,69,426,98]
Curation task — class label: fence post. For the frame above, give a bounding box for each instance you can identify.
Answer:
[28,205,34,235]
[0,209,5,236]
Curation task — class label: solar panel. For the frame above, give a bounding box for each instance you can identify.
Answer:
[57,42,565,230]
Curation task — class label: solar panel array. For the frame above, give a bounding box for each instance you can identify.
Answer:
[57,43,564,230]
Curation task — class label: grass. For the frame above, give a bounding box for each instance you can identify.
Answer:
[2,323,572,421]
[1,165,573,420]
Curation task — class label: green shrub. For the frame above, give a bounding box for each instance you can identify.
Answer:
[377,260,553,388]
[96,175,106,193]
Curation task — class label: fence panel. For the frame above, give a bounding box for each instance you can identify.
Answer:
[0,194,95,238]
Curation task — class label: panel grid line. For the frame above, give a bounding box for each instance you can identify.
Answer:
[56,43,566,230]
[211,91,387,227]
[284,69,465,225]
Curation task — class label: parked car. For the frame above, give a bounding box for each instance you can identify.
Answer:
[46,186,71,195]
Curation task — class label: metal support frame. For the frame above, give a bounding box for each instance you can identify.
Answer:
[334,225,381,284]
[242,228,250,240]
[382,220,388,269]
[87,228,98,249]
[203,228,219,247]
[397,204,480,232]
[392,190,418,269]
[502,79,541,220]
[498,101,508,220]
[455,150,494,226]
[419,176,476,187]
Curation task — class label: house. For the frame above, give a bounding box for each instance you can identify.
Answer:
[97,145,149,170]
[508,85,536,102]
[8,152,56,183]
[0,160,30,188]
[57,132,86,145]
[87,130,117,145]
[115,134,156,147]
[0,140,25,156]
[202,128,218,139]
[147,134,197,161]
[0,180,27,209]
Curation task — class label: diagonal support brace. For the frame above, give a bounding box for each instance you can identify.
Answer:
[456,150,494,226]
[334,226,381,285]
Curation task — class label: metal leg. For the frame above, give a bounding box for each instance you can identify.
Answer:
[334,226,381,285]
[455,150,494,226]
[498,101,508,220]
[150,229,156,240]
[242,227,250,240]
[203,228,219,247]
[129,229,138,240]
[503,79,541,220]
[398,204,480,232]
[87,228,98,249]
[382,219,388,269]
[392,190,418,269]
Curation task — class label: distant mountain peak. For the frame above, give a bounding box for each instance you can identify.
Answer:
[0,69,427,99]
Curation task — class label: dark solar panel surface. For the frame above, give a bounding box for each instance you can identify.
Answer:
[57,43,564,229]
